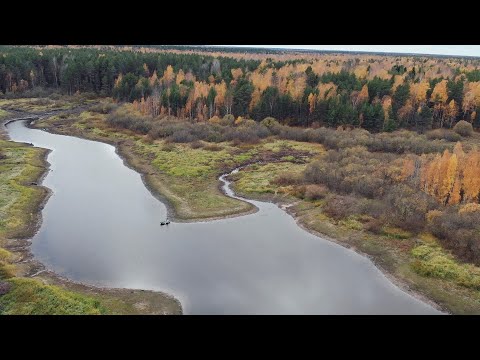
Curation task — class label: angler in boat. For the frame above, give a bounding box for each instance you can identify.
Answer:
[160,219,170,226]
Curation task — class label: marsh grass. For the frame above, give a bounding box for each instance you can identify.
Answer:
[0,109,10,119]
[0,96,84,113]
[0,278,106,315]
[232,162,310,197]
[0,140,48,239]
[412,243,480,290]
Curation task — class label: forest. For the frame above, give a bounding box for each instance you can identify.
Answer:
[1,45,480,132]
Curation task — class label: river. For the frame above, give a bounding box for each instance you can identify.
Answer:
[5,120,441,314]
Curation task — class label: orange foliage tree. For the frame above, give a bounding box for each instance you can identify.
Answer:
[419,143,480,205]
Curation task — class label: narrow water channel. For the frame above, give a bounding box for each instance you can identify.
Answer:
[6,120,441,314]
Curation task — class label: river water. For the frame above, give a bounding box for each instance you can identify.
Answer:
[5,120,441,314]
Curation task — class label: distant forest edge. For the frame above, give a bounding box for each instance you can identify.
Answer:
[2,45,480,132]
[8,45,480,58]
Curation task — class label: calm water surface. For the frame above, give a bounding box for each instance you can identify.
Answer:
[6,120,441,314]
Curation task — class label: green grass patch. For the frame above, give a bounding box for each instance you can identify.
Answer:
[411,243,480,290]
[0,248,15,279]
[0,248,12,263]
[339,217,364,231]
[382,226,412,239]
[233,162,307,196]
[0,109,10,119]
[0,140,48,239]
[281,155,296,162]
[128,140,261,218]
[146,141,257,179]
[0,278,106,315]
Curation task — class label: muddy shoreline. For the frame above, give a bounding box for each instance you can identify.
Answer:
[1,115,182,315]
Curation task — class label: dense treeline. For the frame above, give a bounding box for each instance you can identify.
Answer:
[2,46,480,132]
[0,46,260,97]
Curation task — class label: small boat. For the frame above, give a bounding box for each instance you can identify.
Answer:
[160,219,171,226]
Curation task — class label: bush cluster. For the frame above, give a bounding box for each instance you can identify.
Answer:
[429,209,480,265]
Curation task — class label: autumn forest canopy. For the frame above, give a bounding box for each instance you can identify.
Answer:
[2,45,480,132]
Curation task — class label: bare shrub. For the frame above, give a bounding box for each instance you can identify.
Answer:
[90,102,118,114]
[170,129,197,143]
[304,147,391,199]
[280,126,451,155]
[323,195,358,220]
[204,144,223,151]
[106,112,153,135]
[222,114,235,126]
[234,128,260,144]
[208,116,221,124]
[429,209,480,265]
[304,184,328,200]
[0,281,11,295]
[260,117,280,129]
[291,185,306,199]
[364,218,384,234]
[273,172,303,186]
[356,198,389,219]
[231,138,243,147]
[31,98,52,106]
[143,135,154,144]
[162,143,176,152]
[426,210,443,223]
[279,126,310,142]
[453,120,474,137]
[149,121,184,139]
[384,184,434,232]
[190,140,204,149]
[426,128,461,142]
